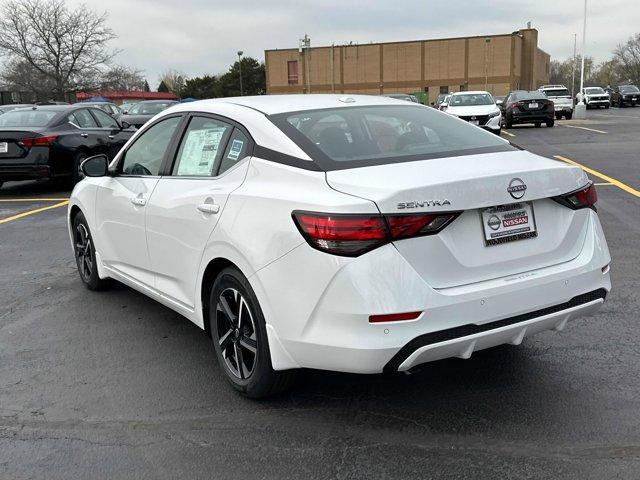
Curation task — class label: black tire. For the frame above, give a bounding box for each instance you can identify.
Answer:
[565,112,573,120]
[72,212,109,291]
[555,113,562,120]
[71,152,88,186]
[505,115,513,129]
[209,267,297,398]
[546,119,555,128]
[618,98,624,108]
[534,122,541,128]
[0,181,3,190]
[605,104,610,109]
[493,128,501,136]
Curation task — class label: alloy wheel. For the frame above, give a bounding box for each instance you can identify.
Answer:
[74,223,93,281]
[216,288,258,379]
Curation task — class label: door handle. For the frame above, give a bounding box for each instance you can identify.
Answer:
[197,203,220,214]
[130,196,147,206]
[80,133,88,138]
[108,135,115,140]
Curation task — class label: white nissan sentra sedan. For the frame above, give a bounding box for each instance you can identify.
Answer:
[68,95,611,398]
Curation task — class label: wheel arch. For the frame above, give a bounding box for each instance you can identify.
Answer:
[200,257,238,338]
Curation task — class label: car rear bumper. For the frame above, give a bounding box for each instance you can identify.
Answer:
[254,210,611,373]
[0,164,51,181]
[554,105,573,112]
[511,112,554,123]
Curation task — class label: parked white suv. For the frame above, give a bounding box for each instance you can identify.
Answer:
[576,87,611,109]
[538,85,574,120]
[444,91,502,134]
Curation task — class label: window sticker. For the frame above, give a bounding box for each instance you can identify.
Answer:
[177,127,226,176]
[227,139,244,161]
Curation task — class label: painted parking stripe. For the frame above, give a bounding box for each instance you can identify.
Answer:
[594,182,614,186]
[554,155,640,198]
[0,200,69,225]
[0,198,69,202]
[501,130,516,137]
[561,125,607,134]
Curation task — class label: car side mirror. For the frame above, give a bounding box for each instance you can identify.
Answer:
[81,154,109,177]
[121,120,131,129]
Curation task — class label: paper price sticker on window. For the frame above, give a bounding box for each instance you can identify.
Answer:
[227,139,244,161]
[177,127,226,176]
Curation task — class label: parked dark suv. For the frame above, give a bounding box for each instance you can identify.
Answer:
[500,90,554,128]
[0,105,134,188]
[610,85,639,107]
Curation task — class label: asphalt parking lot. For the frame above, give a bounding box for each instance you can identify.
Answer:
[1,107,639,479]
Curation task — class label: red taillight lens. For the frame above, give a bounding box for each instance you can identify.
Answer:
[19,135,58,148]
[510,101,522,109]
[292,210,460,256]
[369,311,422,323]
[554,183,597,210]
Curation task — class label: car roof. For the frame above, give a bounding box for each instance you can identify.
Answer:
[179,94,417,115]
[136,99,179,104]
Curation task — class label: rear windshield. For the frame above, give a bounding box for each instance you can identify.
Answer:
[128,102,174,115]
[0,110,57,127]
[542,88,570,97]
[449,93,494,106]
[620,85,639,93]
[271,105,513,170]
[512,91,547,101]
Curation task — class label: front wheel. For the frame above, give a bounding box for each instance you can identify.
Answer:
[73,212,109,290]
[209,267,297,398]
[546,119,555,128]
[565,112,573,120]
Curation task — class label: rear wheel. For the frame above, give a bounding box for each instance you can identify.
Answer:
[209,267,297,398]
[546,119,555,128]
[618,98,624,108]
[565,112,573,120]
[505,115,513,129]
[73,212,109,291]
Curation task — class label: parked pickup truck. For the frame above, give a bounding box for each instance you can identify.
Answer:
[538,85,574,120]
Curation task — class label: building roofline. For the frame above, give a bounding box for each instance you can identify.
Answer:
[264,28,537,53]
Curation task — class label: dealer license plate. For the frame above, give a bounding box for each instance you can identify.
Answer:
[481,202,537,246]
[528,102,539,109]
[0,142,7,153]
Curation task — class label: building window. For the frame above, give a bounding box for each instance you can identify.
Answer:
[287,61,299,85]
[439,86,449,94]
[459,84,467,92]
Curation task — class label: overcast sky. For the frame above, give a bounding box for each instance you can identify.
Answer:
[69,0,639,88]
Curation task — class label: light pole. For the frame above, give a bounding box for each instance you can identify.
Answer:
[571,33,577,100]
[484,38,491,91]
[575,0,588,119]
[237,50,244,96]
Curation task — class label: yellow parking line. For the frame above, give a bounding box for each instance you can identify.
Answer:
[554,155,640,198]
[0,198,69,202]
[501,130,516,137]
[561,125,607,134]
[0,200,69,225]
[594,182,614,186]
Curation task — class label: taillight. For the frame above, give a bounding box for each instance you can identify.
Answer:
[510,101,523,109]
[369,311,422,323]
[19,135,58,148]
[292,210,460,256]
[553,182,597,210]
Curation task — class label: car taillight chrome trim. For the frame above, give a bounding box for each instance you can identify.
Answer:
[292,210,461,257]
[552,182,597,211]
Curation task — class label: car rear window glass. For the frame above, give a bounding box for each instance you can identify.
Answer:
[271,105,513,170]
[513,92,548,100]
[449,93,494,106]
[0,110,56,127]
[542,89,570,97]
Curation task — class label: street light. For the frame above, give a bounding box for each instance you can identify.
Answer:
[237,50,244,96]
[575,0,588,119]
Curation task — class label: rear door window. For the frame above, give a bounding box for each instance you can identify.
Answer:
[218,128,250,175]
[172,116,233,176]
[70,109,98,128]
[91,109,120,129]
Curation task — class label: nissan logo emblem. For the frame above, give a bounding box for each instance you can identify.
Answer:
[507,178,527,199]
[487,215,501,230]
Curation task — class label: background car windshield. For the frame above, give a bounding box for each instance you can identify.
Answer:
[585,87,605,94]
[277,105,511,167]
[620,85,639,93]
[449,93,494,106]
[513,91,547,100]
[128,103,173,115]
[543,88,570,97]
[0,110,56,127]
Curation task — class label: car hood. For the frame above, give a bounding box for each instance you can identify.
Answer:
[446,105,499,116]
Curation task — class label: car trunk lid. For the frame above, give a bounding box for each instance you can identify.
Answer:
[0,129,46,160]
[326,150,591,288]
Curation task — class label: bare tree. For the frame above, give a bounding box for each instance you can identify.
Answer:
[100,65,147,91]
[0,0,118,100]
[613,34,640,85]
[158,69,186,95]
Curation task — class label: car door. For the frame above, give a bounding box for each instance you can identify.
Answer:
[89,108,130,159]
[94,115,184,288]
[68,108,109,155]
[145,114,253,309]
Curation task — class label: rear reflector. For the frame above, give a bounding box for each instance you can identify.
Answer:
[369,311,422,323]
[292,210,460,256]
[19,135,58,147]
[553,182,597,210]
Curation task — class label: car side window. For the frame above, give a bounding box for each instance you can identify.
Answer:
[121,116,182,176]
[70,109,98,128]
[172,116,233,176]
[91,109,119,129]
[218,128,250,175]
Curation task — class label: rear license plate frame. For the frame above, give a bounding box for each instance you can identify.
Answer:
[528,102,539,109]
[0,142,7,153]
[481,202,538,247]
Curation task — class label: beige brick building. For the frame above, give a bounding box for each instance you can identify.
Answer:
[265,28,550,103]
